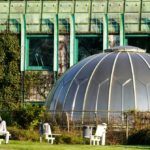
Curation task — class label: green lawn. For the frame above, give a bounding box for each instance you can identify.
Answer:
[0,141,150,150]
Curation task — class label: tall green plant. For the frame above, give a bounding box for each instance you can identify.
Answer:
[13,104,46,129]
[0,33,53,128]
[0,33,20,110]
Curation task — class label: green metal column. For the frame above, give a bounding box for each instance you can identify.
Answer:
[21,14,26,71]
[54,14,59,81]
[139,0,143,31]
[40,0,43,32]
[88,0,92,32]
[75,38,78,63]
[103,14,108,51]
[24,0,27,14]
[7,0,11,31]
[120,14,125,46]
[21,14,26,105]
[70,14,76,67]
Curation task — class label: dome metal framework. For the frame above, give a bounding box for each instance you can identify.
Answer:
[46,46,150,123]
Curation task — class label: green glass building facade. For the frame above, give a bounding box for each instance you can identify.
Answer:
[0,0,150,72]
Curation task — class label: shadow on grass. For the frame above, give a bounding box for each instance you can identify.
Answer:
[114,145,150,150]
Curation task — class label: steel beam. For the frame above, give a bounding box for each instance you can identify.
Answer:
[120,14,125,46]
[139,0,143,31]
[88,0,92,32]
[70,14,76,66]
[24,0,27,14]
[103,14,108,51]
[40,0,43,32]
[21,14,26,71]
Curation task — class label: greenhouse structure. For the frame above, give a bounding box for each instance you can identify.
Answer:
[46,46,150,124]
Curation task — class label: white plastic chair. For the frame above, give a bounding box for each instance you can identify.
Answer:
[0,120,10,144]
[43,123,55,144]
[90,123,107,145]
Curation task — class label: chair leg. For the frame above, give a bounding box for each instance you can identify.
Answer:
[0,139,3,144]
[101,134,106,145]
[40,136,42,143]
[5,132,10,144]
[90,140,92,145]
[51,139,54,144]
[47,139,49,143]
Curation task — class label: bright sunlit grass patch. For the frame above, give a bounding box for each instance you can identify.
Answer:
[0,141,150,150]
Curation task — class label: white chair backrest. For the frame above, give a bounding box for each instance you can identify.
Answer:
[95,123,107,137]
[0,121,7,132]
[43,123,52,135]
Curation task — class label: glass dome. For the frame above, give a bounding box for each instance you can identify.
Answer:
[46,46,150,123]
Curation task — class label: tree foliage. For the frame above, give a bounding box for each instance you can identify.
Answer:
[0,33,21,110]
[0,33,53,110]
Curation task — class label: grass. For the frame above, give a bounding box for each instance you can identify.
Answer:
[0,141,150,150]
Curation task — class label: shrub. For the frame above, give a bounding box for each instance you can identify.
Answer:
[128,128,150,145]
[8,126,84,144]
[8,126,39,141]
[55,134,83,144]
[54,130,84,144]
[106,130,126,145]
[12,104,46,129]
[0,110,13,126]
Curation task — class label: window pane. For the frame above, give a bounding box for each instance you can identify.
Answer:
[29,38,53,68]
[78,37,103,61]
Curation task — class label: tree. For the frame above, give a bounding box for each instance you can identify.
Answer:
[0,33,21,110]
[0,33,54,110]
